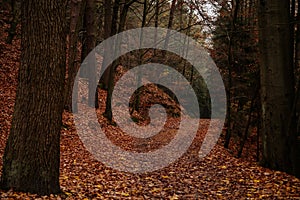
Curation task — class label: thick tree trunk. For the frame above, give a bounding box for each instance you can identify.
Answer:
[259,0,297,176]
[1,0,66,195]
[291,0,300,178]
[296,0,300,80]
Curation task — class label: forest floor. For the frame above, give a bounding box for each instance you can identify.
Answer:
[1,10,300,200]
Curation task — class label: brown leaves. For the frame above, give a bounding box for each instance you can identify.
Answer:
[0,10,300,199]
[56,121,300,199]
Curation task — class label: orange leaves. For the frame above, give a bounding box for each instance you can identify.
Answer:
[2,110,300,199]
[0,11,300,199]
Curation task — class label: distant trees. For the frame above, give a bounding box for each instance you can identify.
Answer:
[4,0,299,195]
[61,0,211,120]
[213,0,300,178]
[5,0,20,44]
[212,0,260,157]
[212,0,300,178]
[0,0,67,195]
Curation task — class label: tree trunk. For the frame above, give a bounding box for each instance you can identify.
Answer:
[163,0,176,50]
[64,0,85,112]
[85,0,97,107]
[295,0,300,81]
[99,0,136,91]
[100,0,112,89]
[6,0,21,44]
[224,0,240,149]
[259,0,297,176]
[291,0,300,178]
[132,0,147,113]
[104,0,120,121]
[154,0,160,56]
[1,0,66,195]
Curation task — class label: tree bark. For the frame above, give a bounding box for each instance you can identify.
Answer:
[85,0,97,107]
[224,0,240,149]
[154,0,160,55]
[1,0,67,195]
[64,0,85,112]
[99,0,112,89]
[6,0,21,44]
[163,0,176,51]
[259,0,297,176]
[104,0,120,121]
[131,0,147,113]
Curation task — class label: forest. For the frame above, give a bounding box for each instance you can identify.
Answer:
[0,0,300,199]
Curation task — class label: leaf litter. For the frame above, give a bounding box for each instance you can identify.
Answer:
[0,10,300,200]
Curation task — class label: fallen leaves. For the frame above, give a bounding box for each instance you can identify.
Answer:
[0,8,300,200]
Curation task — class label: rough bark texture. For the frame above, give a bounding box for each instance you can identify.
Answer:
[292,0,300,178]
[1,0,66,195]
[259,0,299,176]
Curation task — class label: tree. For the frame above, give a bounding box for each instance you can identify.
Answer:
[163,0,177,50]
[64,0,85,112]
[259,0,300,177]
[103,0,138,121]
[80,0,98,107]
[0,0,67,195]
[212,0,260,153]
[99,0,112,89]
[6,0,21,44]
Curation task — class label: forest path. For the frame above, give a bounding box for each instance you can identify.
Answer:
[0,12,300,199]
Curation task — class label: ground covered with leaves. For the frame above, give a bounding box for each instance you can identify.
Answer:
[1,11,300,200]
